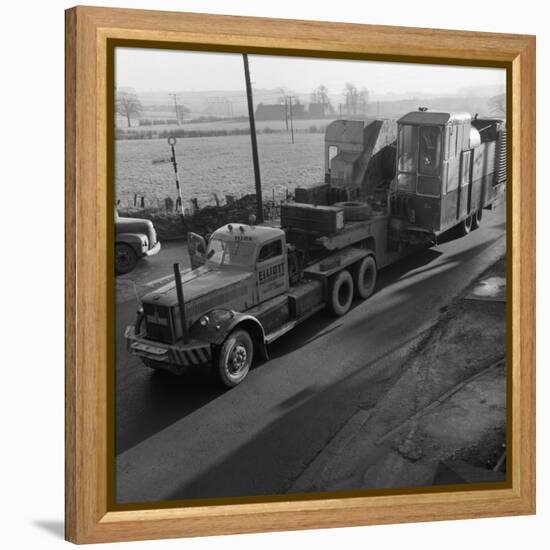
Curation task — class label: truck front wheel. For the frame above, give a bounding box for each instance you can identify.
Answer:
[217,329,254,387]
[329,270,354,316]
[354,255,377,299]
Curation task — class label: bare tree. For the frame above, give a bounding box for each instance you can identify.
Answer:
[310,84,333,114]
[359,87,369,116]
[275,87,289,104]
[317,85,330,107]
[344,82,359,116]
[116,89,143,127]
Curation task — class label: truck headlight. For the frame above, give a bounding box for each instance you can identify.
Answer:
[199,315,210,327]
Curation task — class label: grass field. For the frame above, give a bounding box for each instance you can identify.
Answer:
[115,132,325,208]
[119,117,335,135]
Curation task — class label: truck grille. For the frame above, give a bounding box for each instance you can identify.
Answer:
[143,303,174,343]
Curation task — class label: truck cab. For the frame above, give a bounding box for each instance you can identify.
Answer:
[189,223,290,305]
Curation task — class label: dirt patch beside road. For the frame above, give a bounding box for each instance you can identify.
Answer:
[291,256,507,492]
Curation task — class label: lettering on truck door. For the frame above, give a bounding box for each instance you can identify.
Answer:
[256,238,288,303]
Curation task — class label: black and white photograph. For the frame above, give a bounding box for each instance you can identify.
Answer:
[114,48,508,505]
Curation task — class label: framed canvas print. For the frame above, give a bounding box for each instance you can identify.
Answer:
[65,6,535,544]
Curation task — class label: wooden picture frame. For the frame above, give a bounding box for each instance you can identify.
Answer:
[65,6,535,544]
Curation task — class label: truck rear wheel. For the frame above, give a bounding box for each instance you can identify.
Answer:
[354,255,377,299]
[472,209,483,229]
[457,215,473,237]
[329,270,354,316]
[115,243,138,275]
[217,329,254,387]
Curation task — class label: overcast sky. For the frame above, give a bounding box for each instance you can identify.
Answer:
[115,47,505,98]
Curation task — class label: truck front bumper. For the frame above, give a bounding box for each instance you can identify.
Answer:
[125,325,212,375]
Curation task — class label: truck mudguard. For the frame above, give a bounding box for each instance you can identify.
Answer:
[189,309,268,361]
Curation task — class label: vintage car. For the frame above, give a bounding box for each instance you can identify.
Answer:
[115,209,161,275]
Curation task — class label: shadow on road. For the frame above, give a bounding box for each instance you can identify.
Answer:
[116,369,226,455]
[156,327,432,503]
[116,230,504,457]
[268,237,499,361]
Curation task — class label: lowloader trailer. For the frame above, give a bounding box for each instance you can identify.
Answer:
[125,110,505,387]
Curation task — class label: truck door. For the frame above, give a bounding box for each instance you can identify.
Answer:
[187,232,207,270]
[256,238,288,303]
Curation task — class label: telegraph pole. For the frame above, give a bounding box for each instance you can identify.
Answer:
[170,93,181,125]
[242,53,263,223]
[284,96,289,131]
[286,95,296,144]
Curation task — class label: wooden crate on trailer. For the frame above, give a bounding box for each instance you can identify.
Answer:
[294,183,330,205]
[280,202,345,236]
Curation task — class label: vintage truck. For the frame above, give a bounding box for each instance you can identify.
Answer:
[125,109,506,386]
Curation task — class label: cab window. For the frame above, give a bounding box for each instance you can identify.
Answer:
[447,125,457,159]
[456,124,464,156]
[418,126,442,176]
[397,124,418,173]
[258,240,283,262]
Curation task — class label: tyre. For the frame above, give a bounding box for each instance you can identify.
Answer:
[457,215,473,237]
[333,201,372,222]
[472,209,483,230]
[115,243,138,275]
[329,270,354,316]
[217,329,254,387]
[353,255,377,299]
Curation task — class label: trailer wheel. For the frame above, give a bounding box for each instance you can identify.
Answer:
[457,215,473,237]
[115,243,138,275]
[329,270,354,316]
[472,209,483,230]
[354,255,377,299]
[217,329,254,387]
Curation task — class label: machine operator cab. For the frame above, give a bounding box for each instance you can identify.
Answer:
[391,109,480,237]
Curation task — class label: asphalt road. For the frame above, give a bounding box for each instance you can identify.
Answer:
[115,204,506,504]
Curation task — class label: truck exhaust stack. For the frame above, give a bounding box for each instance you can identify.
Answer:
[173,263,189,344]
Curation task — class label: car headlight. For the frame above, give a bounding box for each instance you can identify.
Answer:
[199,315,210,327]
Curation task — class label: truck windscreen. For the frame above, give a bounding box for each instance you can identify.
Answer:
[207,238,255,267]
